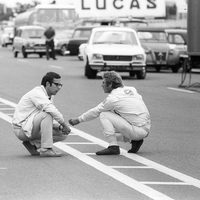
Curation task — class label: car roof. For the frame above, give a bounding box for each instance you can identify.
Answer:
[136,27,166,32]
[74,26,98,30]
[165,28,187,33]
[17,25,45,30]
[92,26,136,32]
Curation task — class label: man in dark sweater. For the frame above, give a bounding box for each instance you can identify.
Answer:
[44,26,57,60]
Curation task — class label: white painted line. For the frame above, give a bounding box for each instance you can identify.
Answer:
[167,87,195,94]
[0,98,17,107]
[17,59,28,63]
[110,166,152,169]
[0,108,15,110]
[141,182,190,185]
[85,153,96,155]
[64,142,97,145]
[0,167,7,170]
[54,142,174,200]
[0,112,12,123]
[49,65,63,70]
[70,127,200,189]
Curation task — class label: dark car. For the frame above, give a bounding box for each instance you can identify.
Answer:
[137,27,186,72]
[67,26,95,55]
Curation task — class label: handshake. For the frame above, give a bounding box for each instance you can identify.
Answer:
[68,118,80,126]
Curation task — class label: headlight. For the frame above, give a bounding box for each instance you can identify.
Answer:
[92,54,103,60]
[132,54,145,60]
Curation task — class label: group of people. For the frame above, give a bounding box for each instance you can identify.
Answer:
[12,71,151,157]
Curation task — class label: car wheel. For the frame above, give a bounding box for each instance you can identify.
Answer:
[84,59,97,79]
[22,47,27,58]
[129,71,135,77]
[60,45,67,56]
[171,65,179,73]
[155,66,161,72]
[39,53,43,58]
[136,69,146,79]
[14,51,18,58]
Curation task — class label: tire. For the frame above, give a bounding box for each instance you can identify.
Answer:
[22,47,27,58]
[136,69,146,79]
[39,53,43,58]
[84,59,97,79]
[171,65,179,73]
[14,51,18,58]
[129,71,135,77]
[155,66,161,72]
[60,44,67,56]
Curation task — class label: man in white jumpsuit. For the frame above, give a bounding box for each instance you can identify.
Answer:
[12,72,71,157]
[69,71,151,155]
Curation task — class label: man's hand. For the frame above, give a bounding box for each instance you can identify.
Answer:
[68,118,80,126]
[61,124,71,135]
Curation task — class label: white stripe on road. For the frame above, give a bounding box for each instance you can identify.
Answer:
[167,87,195,93]
[54,142,174,200]
[49,65,63,70]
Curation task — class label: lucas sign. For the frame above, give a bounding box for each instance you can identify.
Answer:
[74,0,166,18]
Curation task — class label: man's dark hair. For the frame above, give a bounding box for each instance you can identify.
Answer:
[41,72,61,87]
[103,71,123,89]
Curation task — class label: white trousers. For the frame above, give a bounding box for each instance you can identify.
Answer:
[13,112,67,149]
[99,111,149,146]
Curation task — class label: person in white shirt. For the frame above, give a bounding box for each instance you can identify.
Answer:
[69,71,151,155]
[12,72,71,157]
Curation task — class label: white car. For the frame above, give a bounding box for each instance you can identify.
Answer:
[81,26,146,79]
[13,26,46,58]
[1,26,14,47]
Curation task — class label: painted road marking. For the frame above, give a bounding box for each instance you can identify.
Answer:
[49,65,63,70]
[54,142,174,200]
[1,97,200,200]
[167,87,195,94]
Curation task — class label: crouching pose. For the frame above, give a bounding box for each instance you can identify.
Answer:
[12,72,71,157]
[69,71,151,155]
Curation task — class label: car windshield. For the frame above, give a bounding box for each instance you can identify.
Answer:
[138,31,167,43]
[92,30,138,45]
[22,29,44,38]
[73,29,92,38]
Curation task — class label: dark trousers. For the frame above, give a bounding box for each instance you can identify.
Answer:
[46,40,56,59]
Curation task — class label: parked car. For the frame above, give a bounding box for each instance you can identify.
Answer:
[137,27,186,72]
[67,26,95,56]
[1,26,14,47]
[165,28,187,69]
[82,26,146,79]
[54,29,73,56]
[13,25,46,58]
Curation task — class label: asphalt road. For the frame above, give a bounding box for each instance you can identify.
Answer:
[0,46,200,200]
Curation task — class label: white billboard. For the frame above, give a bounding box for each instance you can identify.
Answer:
[74,0,166,18]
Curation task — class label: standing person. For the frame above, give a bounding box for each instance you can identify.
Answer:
[69,71,151,155]
[12,72,71,157]
[44,26,57,60]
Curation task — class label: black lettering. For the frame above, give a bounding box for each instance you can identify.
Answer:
[81,0,90,10]
[96,0,106,10]
[130,0,140,9]
[147,0,156,9]
[113,0,123,9]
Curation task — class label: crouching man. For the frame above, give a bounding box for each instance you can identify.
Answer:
[12,72,71,157]
[69,71,151,155]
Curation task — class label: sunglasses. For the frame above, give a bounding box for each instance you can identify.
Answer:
[52,82,63,87]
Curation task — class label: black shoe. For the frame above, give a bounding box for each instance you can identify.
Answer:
[96,146,120,155]
[22,141,40,156]
[53,58,57,60]
[128,139,144,153]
